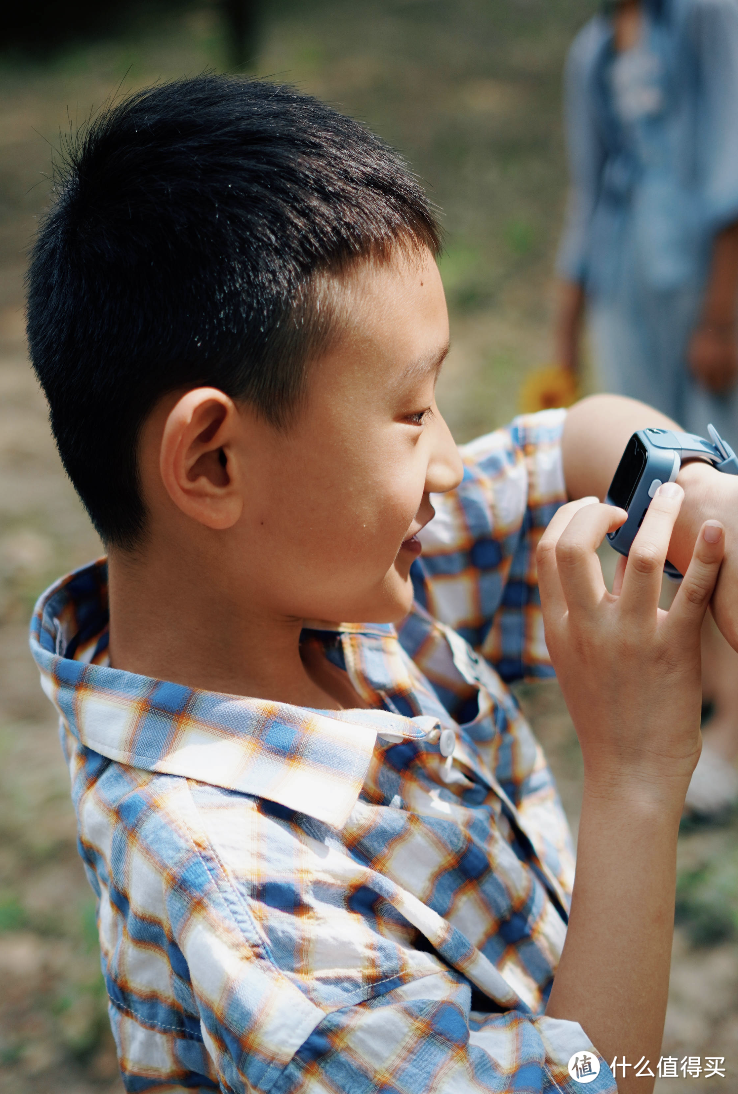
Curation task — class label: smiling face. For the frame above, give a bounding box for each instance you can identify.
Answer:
[133,244,464,637]
[230,246,464,624]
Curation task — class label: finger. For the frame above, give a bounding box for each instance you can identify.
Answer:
[612,552,627,597]
[554,502,627,612]
[540,497,603,544]
[537,498,602,620]
[667,520,725,638]
[618,482,684,618]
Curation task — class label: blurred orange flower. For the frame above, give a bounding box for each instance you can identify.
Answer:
[519,364,579,414]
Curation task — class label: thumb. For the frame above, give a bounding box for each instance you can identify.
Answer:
[668,521,724,636]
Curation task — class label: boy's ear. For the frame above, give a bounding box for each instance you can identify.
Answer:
[159,387,244,530]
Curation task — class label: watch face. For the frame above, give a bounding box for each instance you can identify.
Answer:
[608,433,648,510]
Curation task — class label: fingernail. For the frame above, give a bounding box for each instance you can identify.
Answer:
[657,482,682,498]
[579,496,600,506]
[703,521,723,544]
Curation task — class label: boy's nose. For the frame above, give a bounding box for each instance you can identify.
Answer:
[426,408,464,495]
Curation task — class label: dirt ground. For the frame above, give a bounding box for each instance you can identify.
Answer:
[0,2,737,1091]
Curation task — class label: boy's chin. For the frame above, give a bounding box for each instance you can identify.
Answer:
[335,572,414,626]
[369,570,415,624]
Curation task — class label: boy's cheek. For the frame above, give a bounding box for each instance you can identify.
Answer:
[259,451,423,573]
[320,482,420,547]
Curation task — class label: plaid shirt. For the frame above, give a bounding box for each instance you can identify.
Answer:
[30,409,616,1094]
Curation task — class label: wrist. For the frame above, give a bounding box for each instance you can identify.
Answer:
[670,459,729,574]
[582,761,693,815]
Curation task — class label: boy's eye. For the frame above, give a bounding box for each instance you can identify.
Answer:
[405,408,433,426]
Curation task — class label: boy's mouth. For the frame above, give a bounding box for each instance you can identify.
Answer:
[400,510,433,558]
[400,534,422,557]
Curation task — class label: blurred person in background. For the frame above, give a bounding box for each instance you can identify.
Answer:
[555,0,738,817]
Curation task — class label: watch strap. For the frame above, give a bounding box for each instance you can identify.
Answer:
[707,424,738,475]
[644,426,738,475]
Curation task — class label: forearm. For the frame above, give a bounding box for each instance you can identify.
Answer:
[543,426,728,1089]
[688,223,738,394]
[700,220,738,327]
[547,788,683,1092]
[556,279,586,373]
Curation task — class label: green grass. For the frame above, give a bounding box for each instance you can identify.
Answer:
[676,845,738,947]
[0,892,28,932]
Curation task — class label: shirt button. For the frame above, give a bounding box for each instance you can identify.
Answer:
[439,729,455,758]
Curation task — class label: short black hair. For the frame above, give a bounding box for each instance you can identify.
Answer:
[27,74,441,548]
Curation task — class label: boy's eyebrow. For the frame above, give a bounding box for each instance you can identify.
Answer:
[395,340,451,388]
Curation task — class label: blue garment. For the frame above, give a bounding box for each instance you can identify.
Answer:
[558,0,738,437]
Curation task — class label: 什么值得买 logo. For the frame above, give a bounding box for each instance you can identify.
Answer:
[567,1051,600,1084]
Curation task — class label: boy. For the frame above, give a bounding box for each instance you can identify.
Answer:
[27,75,737,1092]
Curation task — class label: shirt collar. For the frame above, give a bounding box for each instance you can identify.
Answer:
[29,560,440,828]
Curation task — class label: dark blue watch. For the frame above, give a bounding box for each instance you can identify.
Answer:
[605,425,738,578]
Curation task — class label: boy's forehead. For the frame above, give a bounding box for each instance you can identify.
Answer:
[323,246,449,379]
[337,242,441,302]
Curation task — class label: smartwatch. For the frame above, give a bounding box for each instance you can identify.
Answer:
[605,424,738,577]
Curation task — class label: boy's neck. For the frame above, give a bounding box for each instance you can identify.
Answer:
[106,547,353,710]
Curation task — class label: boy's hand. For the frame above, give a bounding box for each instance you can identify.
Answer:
[537,485,725,802]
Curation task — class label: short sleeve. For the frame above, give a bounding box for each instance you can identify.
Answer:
[556,20,608,284]
[690,0,738,231]
[413,409,567,682]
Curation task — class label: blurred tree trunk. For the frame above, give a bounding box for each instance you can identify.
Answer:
[222,0,260,70]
